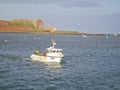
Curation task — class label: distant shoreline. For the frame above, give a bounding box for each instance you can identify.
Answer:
[0,19,119,36]
[0,30,79,35]
[0,31,120,36]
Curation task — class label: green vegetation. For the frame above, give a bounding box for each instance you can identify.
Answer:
[51,30,79,35]
[8,19,36,29]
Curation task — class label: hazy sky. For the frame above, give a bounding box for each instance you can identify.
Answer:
[0,0,120,33]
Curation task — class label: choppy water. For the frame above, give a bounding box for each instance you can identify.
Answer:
[0,33,120,90]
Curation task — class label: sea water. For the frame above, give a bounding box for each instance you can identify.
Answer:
[0,33,120,90]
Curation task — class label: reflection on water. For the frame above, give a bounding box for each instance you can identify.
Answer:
[46,62,62,69]
[32,60,62,69]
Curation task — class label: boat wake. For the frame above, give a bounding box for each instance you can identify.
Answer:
[23,57,32,61]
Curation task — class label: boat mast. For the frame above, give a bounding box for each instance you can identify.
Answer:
[52,39,56,48]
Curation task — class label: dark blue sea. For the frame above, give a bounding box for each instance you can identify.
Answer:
[0,33,120,90]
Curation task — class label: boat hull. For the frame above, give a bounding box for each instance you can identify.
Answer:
[31,54,62,63]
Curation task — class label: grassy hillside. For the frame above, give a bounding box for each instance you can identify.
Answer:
[0,19,38,32]
[8,19,36,29]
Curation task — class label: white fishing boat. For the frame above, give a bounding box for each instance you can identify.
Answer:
[31,40,64,63]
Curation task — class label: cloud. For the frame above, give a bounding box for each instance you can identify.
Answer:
[61,0,102,8]
[0,0,102,8]
[0,0,58,3]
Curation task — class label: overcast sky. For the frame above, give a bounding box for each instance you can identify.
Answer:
[0,0,120,34]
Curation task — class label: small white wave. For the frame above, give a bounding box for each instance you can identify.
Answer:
[4,39,9,42]
[22,58,32,61]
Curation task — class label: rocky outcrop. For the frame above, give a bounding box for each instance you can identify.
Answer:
[34,19,45,30]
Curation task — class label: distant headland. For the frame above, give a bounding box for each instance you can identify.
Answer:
[0,19,119,36]
[0,19,79,35]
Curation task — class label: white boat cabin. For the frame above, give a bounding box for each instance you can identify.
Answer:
[43,47,63,57]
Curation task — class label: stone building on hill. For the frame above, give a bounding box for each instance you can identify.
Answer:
[47,24,56,32]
